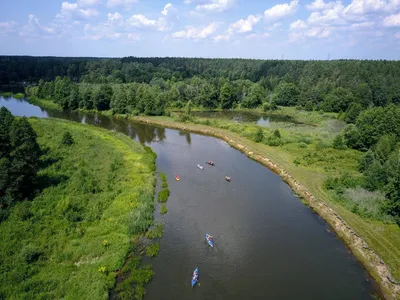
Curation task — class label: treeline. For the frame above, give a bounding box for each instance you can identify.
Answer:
[0,108,40,213]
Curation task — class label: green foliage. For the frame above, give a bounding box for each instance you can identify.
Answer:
[344,103,362,123]
[145,223,163,239]
[220,82,234,109]
[254,128,264,143]
[304,101,314,111]
[332,134,346,150]
[61,131,74,146]
[13,93,24,99]
[272,82,299,106]
[1,92,12,98]
[159,172,167,182]
[0,118,156,299]
[160,205,168,214]
[145,243,160,257]
[273,129,281,138]
[0,111,41,206]
[157,188,170,203]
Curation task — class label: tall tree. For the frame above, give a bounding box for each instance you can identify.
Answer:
[219,82,234,109]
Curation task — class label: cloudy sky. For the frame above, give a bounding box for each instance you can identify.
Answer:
[1,0,400,59]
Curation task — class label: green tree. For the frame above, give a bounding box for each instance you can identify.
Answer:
[272,82,299,106]
[254,128,263,143]
[69,85,79,110]
[344,103,362,123]
[61,131,74,146]
[9,117,40,201]
[184,100,192,115]
[374,134,397,164]
[304,101,314,111]
[332,134,346,150]
[321,87,356,113]
[273,129,281,138]
[94,84,113,111]
[343,124,364,150]
[0,107,15,158]
[242,83,264,108]
[111,86,128,114]
[220,82,234,109]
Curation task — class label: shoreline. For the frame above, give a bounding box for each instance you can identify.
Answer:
[130,115,400,300]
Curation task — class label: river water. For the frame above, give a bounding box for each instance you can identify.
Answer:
[1,96,378,299]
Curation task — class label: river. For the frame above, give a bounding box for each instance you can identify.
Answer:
[1,96,378,299]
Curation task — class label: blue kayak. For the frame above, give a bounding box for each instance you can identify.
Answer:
[191,267,199,287]
[206,233,214,247]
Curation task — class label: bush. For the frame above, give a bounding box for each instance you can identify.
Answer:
[254,128,264,143]
[61,131,74,146]
[159,173,167,182]
[158,188,170,203]
[273,129,281,138]
[13,93,25,99]
[145,223,163,239]
[146,243,160,257]
[161,182,168,188]
[160,205,168,214]
[332,134,346,150]
[304,101,314,111]
[298,142,308,149]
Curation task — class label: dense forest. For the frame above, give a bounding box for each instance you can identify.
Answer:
[1,55,399,223]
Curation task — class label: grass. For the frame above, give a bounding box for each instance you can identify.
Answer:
[0,118,156,300]
[1,92,12,97]
[145,243,160,258]
[132,111,400,291]
[160,205,168,215]
[26,96,63,111]
[13,92,25,99]
[145,223,163,239]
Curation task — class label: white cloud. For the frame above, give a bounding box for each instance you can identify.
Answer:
[264,0,299,21]
[305,27,331,37]
[59,1,99,20]
[229,14,261,33]
[172,22,218,39]
[245,32,270,39]
[162,3,179,17]
[383,13,400,27]
[20,15,57,39]
[0,21,18,36]
[290,19,307,29]
[128,15,157,28]
[107,0,138,10]
[343,0,400,16]
[265,22,282,31]
[196,0,235,13]
[77,0,101,7]
[108,12,123,23]
[83,23,122,40]
[351,21,375,28]
[307,1,344,26]
[213,33,231,41]
[395,32,400,38]
[306,0,336,11]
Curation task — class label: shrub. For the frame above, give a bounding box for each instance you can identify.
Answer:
[254,128,264,143]
[273,129,281,138]
[145,223,163,239]
[298,142,308,149]
[157,188,170,203]
[61,131,74,146]
[304,101,314,111]
[160,173,167,182]
[332,134,346,150]
[160,205,168,214]
[145,243,160,257]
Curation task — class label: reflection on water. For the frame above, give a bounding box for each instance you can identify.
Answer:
[191,111,299,127]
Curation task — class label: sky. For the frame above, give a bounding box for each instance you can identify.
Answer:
[0,0,400,59]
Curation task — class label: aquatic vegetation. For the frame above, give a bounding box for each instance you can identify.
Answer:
[145,243,160,257]
[145,223,163,239]
[158,188,170,203]
[160,205,168,215]
[13,92,25,99]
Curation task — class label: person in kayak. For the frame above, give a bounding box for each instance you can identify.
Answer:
[207,235,213,241]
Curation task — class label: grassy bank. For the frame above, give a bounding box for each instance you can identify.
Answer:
[130,113,400,299]
[0,118,156,299]
[26,96,63,111]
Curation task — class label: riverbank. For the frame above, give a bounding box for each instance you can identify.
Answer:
[0,118,157,299]
[26,96,63,111]
[129,115,400,300]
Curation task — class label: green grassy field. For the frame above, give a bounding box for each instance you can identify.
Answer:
[26,96,63,111]
[134,111,400,289]
[0,118,156,299]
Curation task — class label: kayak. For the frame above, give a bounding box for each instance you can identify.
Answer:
[191,267,199,287]
[197,164,203,170]
[206,161,215,166]
[206,233,214,247]
[175,175,180,181]
[225,176,231,182]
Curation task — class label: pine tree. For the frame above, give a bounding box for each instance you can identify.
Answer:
[0,107,15,158]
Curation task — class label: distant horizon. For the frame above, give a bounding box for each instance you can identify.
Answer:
[1,54,399,61]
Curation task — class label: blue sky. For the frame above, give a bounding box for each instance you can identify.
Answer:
[1,0,400,59]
